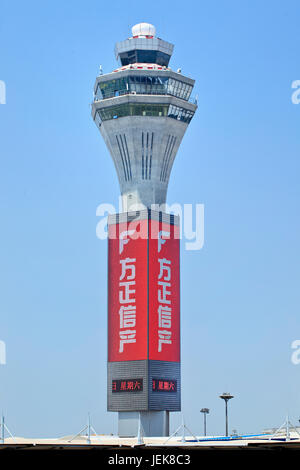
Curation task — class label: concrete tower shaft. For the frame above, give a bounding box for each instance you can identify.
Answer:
[92,25,197,211]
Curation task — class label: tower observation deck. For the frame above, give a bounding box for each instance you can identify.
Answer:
[92,23,197,212]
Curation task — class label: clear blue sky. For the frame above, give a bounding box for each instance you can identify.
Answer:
[1,0,300,437]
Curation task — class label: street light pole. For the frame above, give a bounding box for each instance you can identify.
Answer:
[219,393,234,437]
[200,408,209,436]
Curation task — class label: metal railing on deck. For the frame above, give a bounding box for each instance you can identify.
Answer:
[94,89,197,105]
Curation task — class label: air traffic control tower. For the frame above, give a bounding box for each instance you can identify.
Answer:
[92,23,197,437]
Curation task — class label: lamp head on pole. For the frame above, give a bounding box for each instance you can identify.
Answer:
[219,392,234,402]
[200,408,210,414]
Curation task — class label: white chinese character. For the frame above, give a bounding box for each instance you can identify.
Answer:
[119,281,136,303]
[120,257,136,280]
[119,305,136,328]
[119,230,135,254]
[158,304,172,328]
[158,258,171,281]
[158,230,170,253]
[119,330,136,352]
[158,281,171,304]
[158,330,172,352]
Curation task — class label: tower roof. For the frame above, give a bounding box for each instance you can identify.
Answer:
[131,23,156,37]
[115,23,174,67]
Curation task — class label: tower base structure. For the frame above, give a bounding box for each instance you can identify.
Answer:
[118,411,169,437]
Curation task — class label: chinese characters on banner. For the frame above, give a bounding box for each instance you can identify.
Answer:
[149,220,180,362]
[108,217,180,362]
[108,220,148,361]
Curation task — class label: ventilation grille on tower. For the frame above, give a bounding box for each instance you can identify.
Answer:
[142,132,154,180]
[116,134,132,181]
[160,135,177,182]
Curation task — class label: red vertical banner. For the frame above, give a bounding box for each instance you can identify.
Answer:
[108,219,148,361]
[148,220,180,362]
